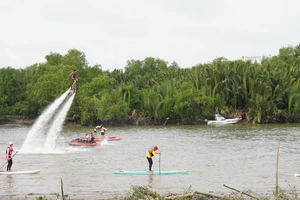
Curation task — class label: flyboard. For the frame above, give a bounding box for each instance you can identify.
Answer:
[69,87,76,95]
[0,170,40,175]
[114,170,188,175]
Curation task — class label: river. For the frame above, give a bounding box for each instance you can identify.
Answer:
[0,123,300,199]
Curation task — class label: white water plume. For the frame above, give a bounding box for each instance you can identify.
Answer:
[44,93,75,151]
[21,89,73,153]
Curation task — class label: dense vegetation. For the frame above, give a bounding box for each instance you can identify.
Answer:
[0,45,300,126]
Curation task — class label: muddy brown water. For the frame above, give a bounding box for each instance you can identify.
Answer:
[1,124,300,199]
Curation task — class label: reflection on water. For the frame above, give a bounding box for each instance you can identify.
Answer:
[5,175,14,194]
[0,124,300,198]
[148,174,153,188]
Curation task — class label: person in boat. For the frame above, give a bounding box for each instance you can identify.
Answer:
[6,142,18,172]
[89,132,95,143]
[69,69,77,91]
[84,132,90,143]
[214,107,221,120]
[146,146,160,175]
[215,107,219,114]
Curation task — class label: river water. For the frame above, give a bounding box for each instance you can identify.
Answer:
[1,123,300,199]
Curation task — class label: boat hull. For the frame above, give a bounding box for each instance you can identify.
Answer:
[207,114,241,125]
[68,140,98,146]
[207,118,240,125]
[95,136,121,142]
[114,170,188,175]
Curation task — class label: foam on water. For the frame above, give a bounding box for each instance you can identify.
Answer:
[21,89,75,153]
[44,93,75,151]
[100,138,108,146]
[19,146,91,154]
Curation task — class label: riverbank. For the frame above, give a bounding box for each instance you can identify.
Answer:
[0,114,266,126]
[1,185,296,200]
[0,193,124,200]
[0,115,34,125]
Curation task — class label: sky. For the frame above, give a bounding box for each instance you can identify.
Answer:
[0,0,299,71]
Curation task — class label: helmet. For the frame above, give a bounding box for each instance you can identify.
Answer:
[9,142,13,145]
[154,146,159,150]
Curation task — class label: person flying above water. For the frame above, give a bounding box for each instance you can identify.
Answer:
[69,69,77,91]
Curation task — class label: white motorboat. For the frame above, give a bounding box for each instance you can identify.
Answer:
[206,114,241,125]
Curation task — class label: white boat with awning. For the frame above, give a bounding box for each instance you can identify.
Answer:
[207,114,241,125]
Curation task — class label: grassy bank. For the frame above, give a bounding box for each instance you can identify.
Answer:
[22,184,299,200]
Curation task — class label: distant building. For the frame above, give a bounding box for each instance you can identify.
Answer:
[241,56,262,63]
[241,54,272,63]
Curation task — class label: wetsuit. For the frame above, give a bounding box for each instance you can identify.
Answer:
[6,147,14,171]
[146,148,157,171]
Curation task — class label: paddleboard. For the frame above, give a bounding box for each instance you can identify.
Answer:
[294,173,300,177]
[114,170,188,175]
[0,170,40,175]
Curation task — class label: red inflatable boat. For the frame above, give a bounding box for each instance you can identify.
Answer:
[95,136,122,142]
[68,138,99,146]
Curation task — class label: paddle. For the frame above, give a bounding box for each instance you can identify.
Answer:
[159,152,161,175]
[0,152,18,170]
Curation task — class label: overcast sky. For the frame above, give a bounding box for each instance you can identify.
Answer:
[1,0,299,71]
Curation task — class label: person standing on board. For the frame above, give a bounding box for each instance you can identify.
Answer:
[146,146,160,175]
[69,69,77,91]
[6,142,18,172]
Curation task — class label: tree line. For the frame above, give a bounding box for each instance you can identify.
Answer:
[0,45,299,126]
